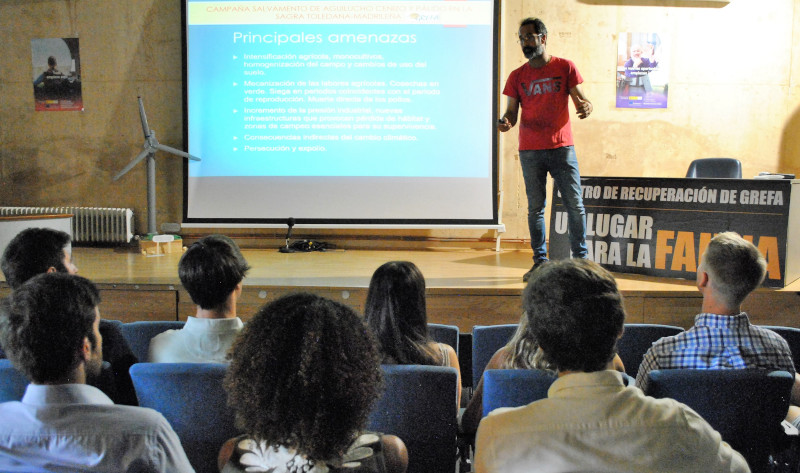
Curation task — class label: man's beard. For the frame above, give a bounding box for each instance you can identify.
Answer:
[86,344,104,379]
[523,45,544,59]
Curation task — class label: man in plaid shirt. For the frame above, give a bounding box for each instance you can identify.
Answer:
[635,232,800,424]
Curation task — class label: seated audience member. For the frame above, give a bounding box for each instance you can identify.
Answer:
[475,259,748,473]
[149,234,249,363]
[636,231,800,423]
[219,293,408,473]
[364,261,461,403]
[460,311,625,434]
[0,227,137,405]
[0,273,194,472]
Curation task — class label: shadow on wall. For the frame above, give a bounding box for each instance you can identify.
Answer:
[575,119,716,179]
[101,2,185,235]
[0,147,39,203]
[0,2,184,235]
[0,141,99,205]
[779,105,800,176]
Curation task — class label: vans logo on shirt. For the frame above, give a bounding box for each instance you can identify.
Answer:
[523,76,562,96]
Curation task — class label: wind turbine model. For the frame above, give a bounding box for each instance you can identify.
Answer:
[114,96,201,235]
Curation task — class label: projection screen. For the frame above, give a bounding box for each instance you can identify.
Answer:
[183,0,499,226]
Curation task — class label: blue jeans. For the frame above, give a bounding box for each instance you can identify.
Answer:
[519,146,587,262]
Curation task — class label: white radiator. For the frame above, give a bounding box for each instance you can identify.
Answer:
[0,207,134,243]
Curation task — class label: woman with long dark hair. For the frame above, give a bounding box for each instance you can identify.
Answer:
[364,261,461,403]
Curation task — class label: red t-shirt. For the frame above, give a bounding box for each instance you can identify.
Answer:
[502,57,583,151]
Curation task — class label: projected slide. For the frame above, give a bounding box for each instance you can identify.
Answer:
[184,0,498,224]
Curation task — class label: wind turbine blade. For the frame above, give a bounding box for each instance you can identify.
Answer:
[113,149,150,181]
[155,143,201,161]
[138,96,151,140]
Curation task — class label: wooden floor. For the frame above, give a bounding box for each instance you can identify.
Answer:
[2,247,799,331]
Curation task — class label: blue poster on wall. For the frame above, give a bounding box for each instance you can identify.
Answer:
[615,32,668,109]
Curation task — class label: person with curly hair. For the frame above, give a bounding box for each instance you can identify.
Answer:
[364,261,461,404]
[218,293,408,473]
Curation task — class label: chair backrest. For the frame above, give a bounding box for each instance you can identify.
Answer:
[617,324,683,377]
[129,362,240,473]
[120,321,185,362]
[482,369,556,417]
[458,332,473,388]
[428,323,459,354]
[685,158,742,179]
[367,365,458,473]
[471,324,518,387]
[646,369,792,471]
[0,359,29,402]
[759,326,800,369]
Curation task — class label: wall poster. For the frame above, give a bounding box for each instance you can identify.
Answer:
[616,32,668,109]
[31,38,83,111]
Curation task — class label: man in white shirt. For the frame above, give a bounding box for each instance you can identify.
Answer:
[474,259,749,473]
[0,273,194,472]
[149,234,250,363]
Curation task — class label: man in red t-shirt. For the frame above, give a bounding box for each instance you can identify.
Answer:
[498,18,593,282]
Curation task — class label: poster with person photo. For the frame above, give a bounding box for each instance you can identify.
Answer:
[616,33,668,109]
[31,38,83,111]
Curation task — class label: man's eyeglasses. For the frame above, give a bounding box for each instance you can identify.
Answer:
[518,33,542,44]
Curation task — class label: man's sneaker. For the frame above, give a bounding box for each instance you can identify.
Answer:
[522,262,546,282]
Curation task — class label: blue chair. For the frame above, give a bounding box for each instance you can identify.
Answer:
[471,324,518,387]
[0,358,122,404]
[428,323,459,354]
[685,158,742,179]
[646,369,792,472]
[617,324,683,378]
[120,321,185,362]
[0,359,29,402]
[129,363,240,473]
[760,326,800,369]
[482,369,556,417]
[367,365,458,473]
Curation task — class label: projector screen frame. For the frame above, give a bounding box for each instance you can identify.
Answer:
[181,0,502,228]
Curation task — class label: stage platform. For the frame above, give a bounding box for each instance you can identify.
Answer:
[1,247,798,331]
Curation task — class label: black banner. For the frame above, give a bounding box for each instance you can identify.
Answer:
[549,177,792,287]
